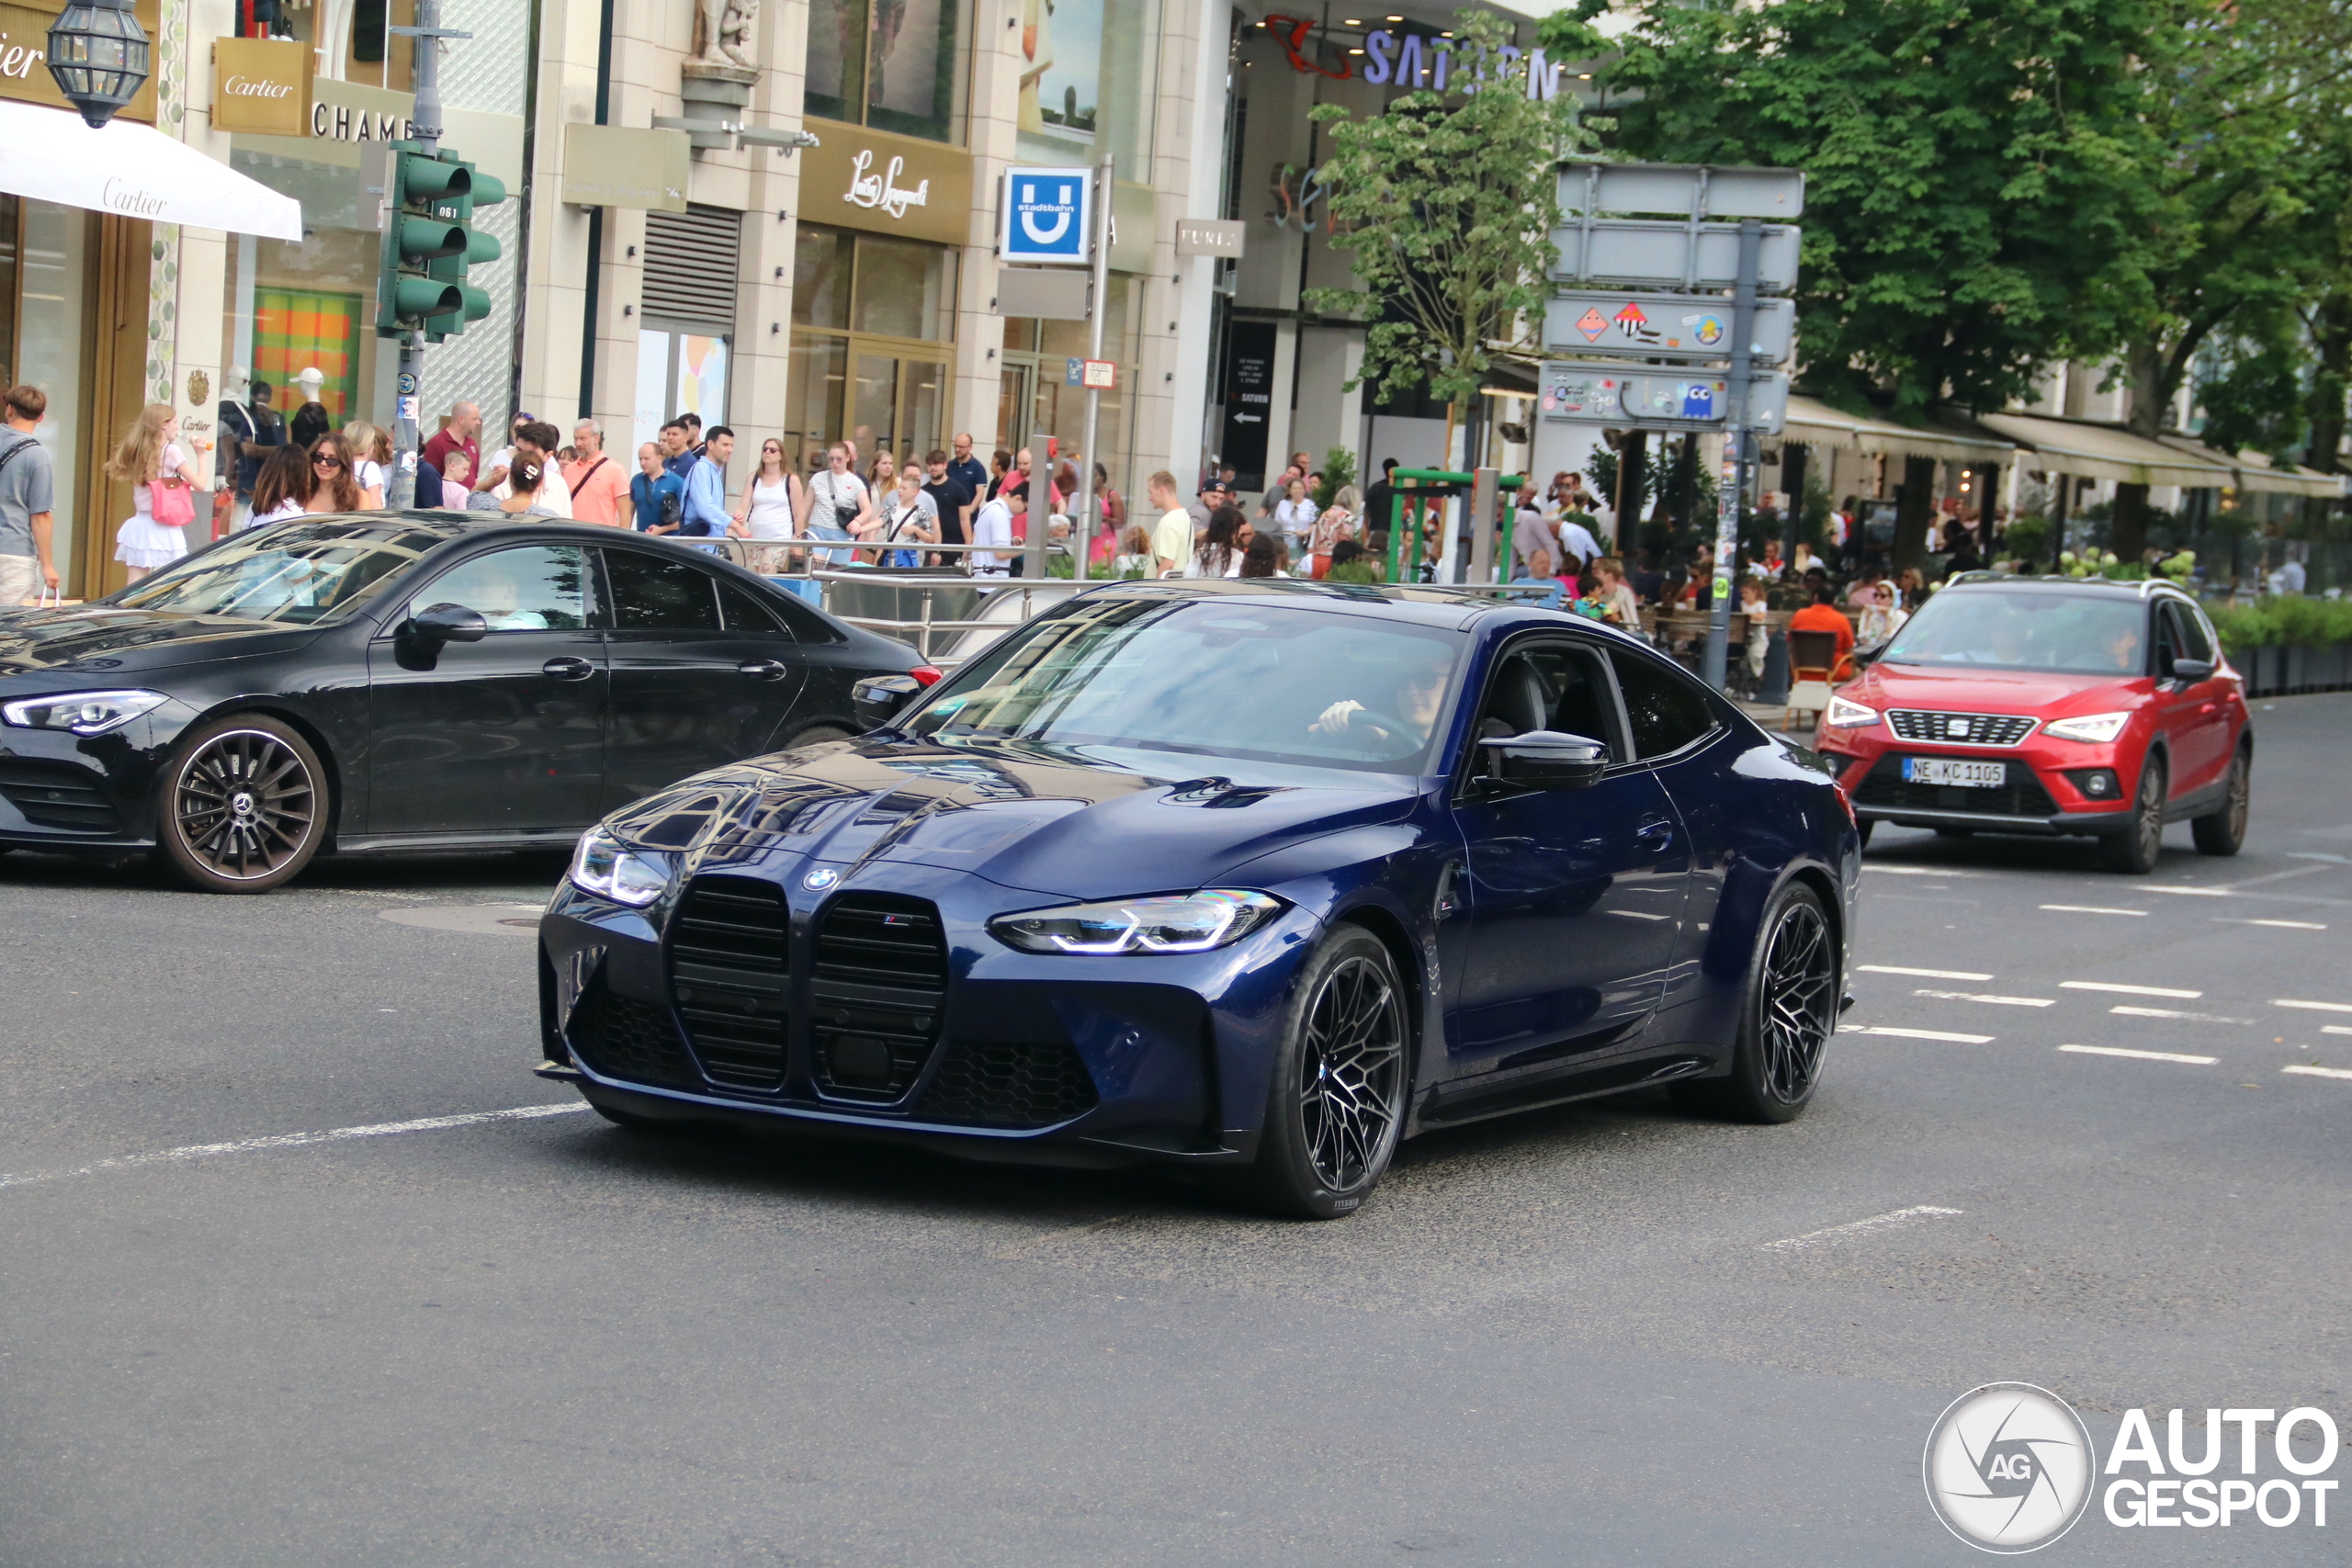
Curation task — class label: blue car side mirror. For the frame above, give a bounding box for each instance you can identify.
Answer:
[1477,730,1609,791]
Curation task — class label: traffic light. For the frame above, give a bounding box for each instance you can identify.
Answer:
[423,159,507,344]
[376,142,469,336]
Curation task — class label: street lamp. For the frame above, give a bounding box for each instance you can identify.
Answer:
[46,0,151,130]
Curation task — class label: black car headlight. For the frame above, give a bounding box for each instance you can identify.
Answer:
[989,890,1284,954]
[567,827,680,908]
[1,688,169,736]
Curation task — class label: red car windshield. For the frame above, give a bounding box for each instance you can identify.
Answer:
[1879,590,2148,676]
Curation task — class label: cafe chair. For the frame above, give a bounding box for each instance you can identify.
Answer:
[1784,627,1840,729]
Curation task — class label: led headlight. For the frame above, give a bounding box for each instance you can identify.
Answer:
[567,827,679,908]
[989,890,1284,954]
[2044,711,2131,744]
[1,688,168,735]
[1825,694,1881,728]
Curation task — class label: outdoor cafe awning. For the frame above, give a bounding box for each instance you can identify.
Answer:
[0,99,302,241]
[1781,395,2018,465]
[2155,435,2344,499]
[1973,412,2234,491]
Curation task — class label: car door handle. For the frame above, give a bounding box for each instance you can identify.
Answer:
[738,660,790,682]
[541,656,595,681]
[1634,818,1676,851]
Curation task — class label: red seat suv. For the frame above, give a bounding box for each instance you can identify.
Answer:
[1813,575,2251,873]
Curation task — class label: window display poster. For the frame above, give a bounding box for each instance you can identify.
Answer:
[675,335,729,432]
[1022,0,1100,144]
[255,288,359,420]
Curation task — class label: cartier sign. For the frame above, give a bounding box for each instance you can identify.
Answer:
[797,123,972,247]
[210,38,308,137]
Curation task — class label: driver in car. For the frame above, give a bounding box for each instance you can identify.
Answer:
[1307,645,1452,753]
[2103,622,2143,672]
[459,570,549,631]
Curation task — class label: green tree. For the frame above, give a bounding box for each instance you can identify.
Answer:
[1578,0,2169,570]
[1306,8,1600,467]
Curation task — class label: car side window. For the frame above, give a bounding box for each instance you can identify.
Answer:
[1473,641,1622,761]
[718,581,788,636]
[2168,602,2213,664]
[410,546,589,632]
[1609,648,1718,760]
[2154,604,2181,672]
[605,549,721,632]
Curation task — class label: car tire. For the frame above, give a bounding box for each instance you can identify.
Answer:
[153,713,328,894]
[2099,754,2167,874]
[1675,881,1837,1125]
[2191,747,2250,857]
[784,722,855,749]
[1855,819,1873,850]
[1223,925,1410,1221]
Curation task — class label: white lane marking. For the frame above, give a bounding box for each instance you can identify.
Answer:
[2216,918,2329,931]
[2141,885,2230,897]
[1866,864,1976,877]
[1915,989,2055,1008]
[2060,1044,2218,1066]
[2041,904,2146,917]
[1860,964,1995,981]
[2109,1005,2253,1024]
[1841,1025,1996,1043]
[2060,980,2202,998]
[1761,1205,1963,1253]
[0,1104,589,1192]
[2277,998,2352,1014]
[2283,1065,2352,1081]
[2285,852,2352,865]
[2324,1026,2352,1038]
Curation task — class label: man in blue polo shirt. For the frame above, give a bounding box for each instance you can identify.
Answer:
[630,441,684,534]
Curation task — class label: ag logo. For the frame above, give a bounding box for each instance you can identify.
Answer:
[1924,1382,2095,1552]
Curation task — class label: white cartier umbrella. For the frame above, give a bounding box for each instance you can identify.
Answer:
[0,98,302,240]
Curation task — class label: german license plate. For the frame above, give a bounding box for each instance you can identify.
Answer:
[1903,757,2006,788]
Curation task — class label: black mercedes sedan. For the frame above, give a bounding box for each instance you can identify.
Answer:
[0,515,928,891]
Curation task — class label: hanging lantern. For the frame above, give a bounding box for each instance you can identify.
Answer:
[46,0,151,130]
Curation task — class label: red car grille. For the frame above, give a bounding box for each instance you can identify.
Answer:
[1886,709,2038,748]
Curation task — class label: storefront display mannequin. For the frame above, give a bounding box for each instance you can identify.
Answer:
[288,367,332,451]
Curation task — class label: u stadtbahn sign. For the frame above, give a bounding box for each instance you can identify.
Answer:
[1547,291,1795,365]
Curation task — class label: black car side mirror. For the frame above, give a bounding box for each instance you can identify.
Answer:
[394,602,489,671]
[2169,657,2215,682]
[853,674,925,728]
[1476,730,1610,791]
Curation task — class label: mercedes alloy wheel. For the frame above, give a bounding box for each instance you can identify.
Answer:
[156,714,326,893]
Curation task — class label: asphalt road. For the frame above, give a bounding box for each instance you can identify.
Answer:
[3,694,2347,1566]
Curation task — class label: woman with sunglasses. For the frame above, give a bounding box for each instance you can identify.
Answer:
[303,434,363,513]
[733,437,805,573]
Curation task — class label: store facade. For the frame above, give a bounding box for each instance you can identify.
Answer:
[1,0,528,598]
[529,0,1229,513]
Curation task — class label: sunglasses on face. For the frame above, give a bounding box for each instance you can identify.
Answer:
[312,454,342,468]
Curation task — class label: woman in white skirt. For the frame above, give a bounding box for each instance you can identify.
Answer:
[107,403,194,581]
[731,437,805,574]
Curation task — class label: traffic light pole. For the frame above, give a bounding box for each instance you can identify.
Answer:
[384,0,458,509]
[1701,218,1761,694]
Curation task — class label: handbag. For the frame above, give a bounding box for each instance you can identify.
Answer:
[149,474,197,529]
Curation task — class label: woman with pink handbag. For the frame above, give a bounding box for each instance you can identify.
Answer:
[107,403,195,581]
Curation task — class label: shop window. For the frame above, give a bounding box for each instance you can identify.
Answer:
[806,0,972,146]
[853,235,956,342]
[786,228,956,471]
[257,288,362,422]
[793,226,854,332]
[634,332,731,457]
[1015,0,1160,178]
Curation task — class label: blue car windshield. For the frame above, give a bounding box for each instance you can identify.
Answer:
[907,595,1467,773]
[1879,590,2150,675]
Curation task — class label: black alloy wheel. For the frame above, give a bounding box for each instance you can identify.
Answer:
[2191,747,2250,857]
[1228,926,1408,1220]
[1679,882,1836,1123]
[2100,754,2167,874]
[155,714,326,893]
[785,722,856,749]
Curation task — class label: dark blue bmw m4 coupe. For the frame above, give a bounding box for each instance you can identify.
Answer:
[536,581,1860,1217]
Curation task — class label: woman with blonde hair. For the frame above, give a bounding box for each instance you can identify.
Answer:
[343,421,391,507]
[107,402,195,580]
[303,434,365,513]
[1307,482,1362,580]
